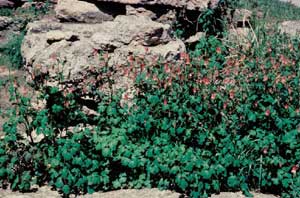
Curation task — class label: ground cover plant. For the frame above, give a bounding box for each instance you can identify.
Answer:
[236,0,300,22]
[0,25,300,198]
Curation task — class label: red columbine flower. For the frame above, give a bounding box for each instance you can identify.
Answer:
[291,165,299,175]
[164,98,168,106]
[229,90,235,99]
[164,63,171,73]
[202,77,210,85]
[192,87,197,94]
[186,54,191,65]
[140,63,145,71]
[216,47,222,54]
[262,147,268,155]
[211,93,216,100]
[223,102,228,109]
[180,52,187,60]
[128,55,134,63]
[265,109,271,117]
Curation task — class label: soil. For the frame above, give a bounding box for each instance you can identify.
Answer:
[0,187,279,198]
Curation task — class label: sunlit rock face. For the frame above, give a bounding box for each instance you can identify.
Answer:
[93,0,211,11]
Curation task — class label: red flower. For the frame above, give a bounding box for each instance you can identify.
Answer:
[284,104,289,109]
[229,90,235,99]
[164,98,168,106]
[262,147,268,155]
[211,93,216,100]
[186,54,191,65]
[140,63,145,71]
[265,109,271,117]
[180,52,187,60]
[223,102,228,109]
[164,63,171,73]
[291,165,299,175]
[202,77,210,85]
[192,87,197,94]
[216,47,222,54]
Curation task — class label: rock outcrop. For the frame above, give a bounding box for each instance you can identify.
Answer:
[55,0,114,23]
[22,15,185,85]
[89,0,211,11]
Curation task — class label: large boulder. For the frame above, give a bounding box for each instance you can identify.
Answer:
[93,0,212,11]
[55,0,114,23]
[21,15,185,85]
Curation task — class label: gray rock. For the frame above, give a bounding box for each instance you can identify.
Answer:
[0,16,12,30]
[91,0,212,11]
[91,15,171,49]
[0,0,13,8]
[22,15,185,87]
[280,20,300,36]
[126,5,157,20]
[55,0,114,23]
[185,32,206,45]
[231,9,252,28]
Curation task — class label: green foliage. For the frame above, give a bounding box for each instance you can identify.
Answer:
[237,0,300,21]
[0,33,24,69]
[0,1,50,69]
[0,8,13,17]
[1,17,300,198]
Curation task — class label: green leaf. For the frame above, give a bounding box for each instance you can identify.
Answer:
[227,175,239,188]
[62,185,70,194]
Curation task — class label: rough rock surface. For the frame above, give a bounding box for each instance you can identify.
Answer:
[126,5,157,19]
[0,0,13,8]
[232,9,252,28]
[55,0,114,23]
[0,16,12,30]
[21,15,185,85]
[280,20,300,36]
[185,32,206,45]
[94,0,211,11]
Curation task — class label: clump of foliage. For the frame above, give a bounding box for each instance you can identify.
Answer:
[0,26,300,198]
[237,0,300,21]
[0,8,13,16]
[0,1,50,69]
[0,33,24,69]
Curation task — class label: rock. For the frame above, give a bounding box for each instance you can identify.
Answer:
[109,39,185,66]
[22,15,185,86]
[91,15,171,49]
[0,16,12,30]
[280,20,300,36]
[0,0,13,8]
[55,0,114,23]
[232,9,252,28]
[226,28,252,52]
[185,32,206,45]
[126,5,157,19]
[93,0,212,11]
[157,10,176,26]
[211,192,278,198]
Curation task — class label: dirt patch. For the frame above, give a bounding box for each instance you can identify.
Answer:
[0,187,280,198]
